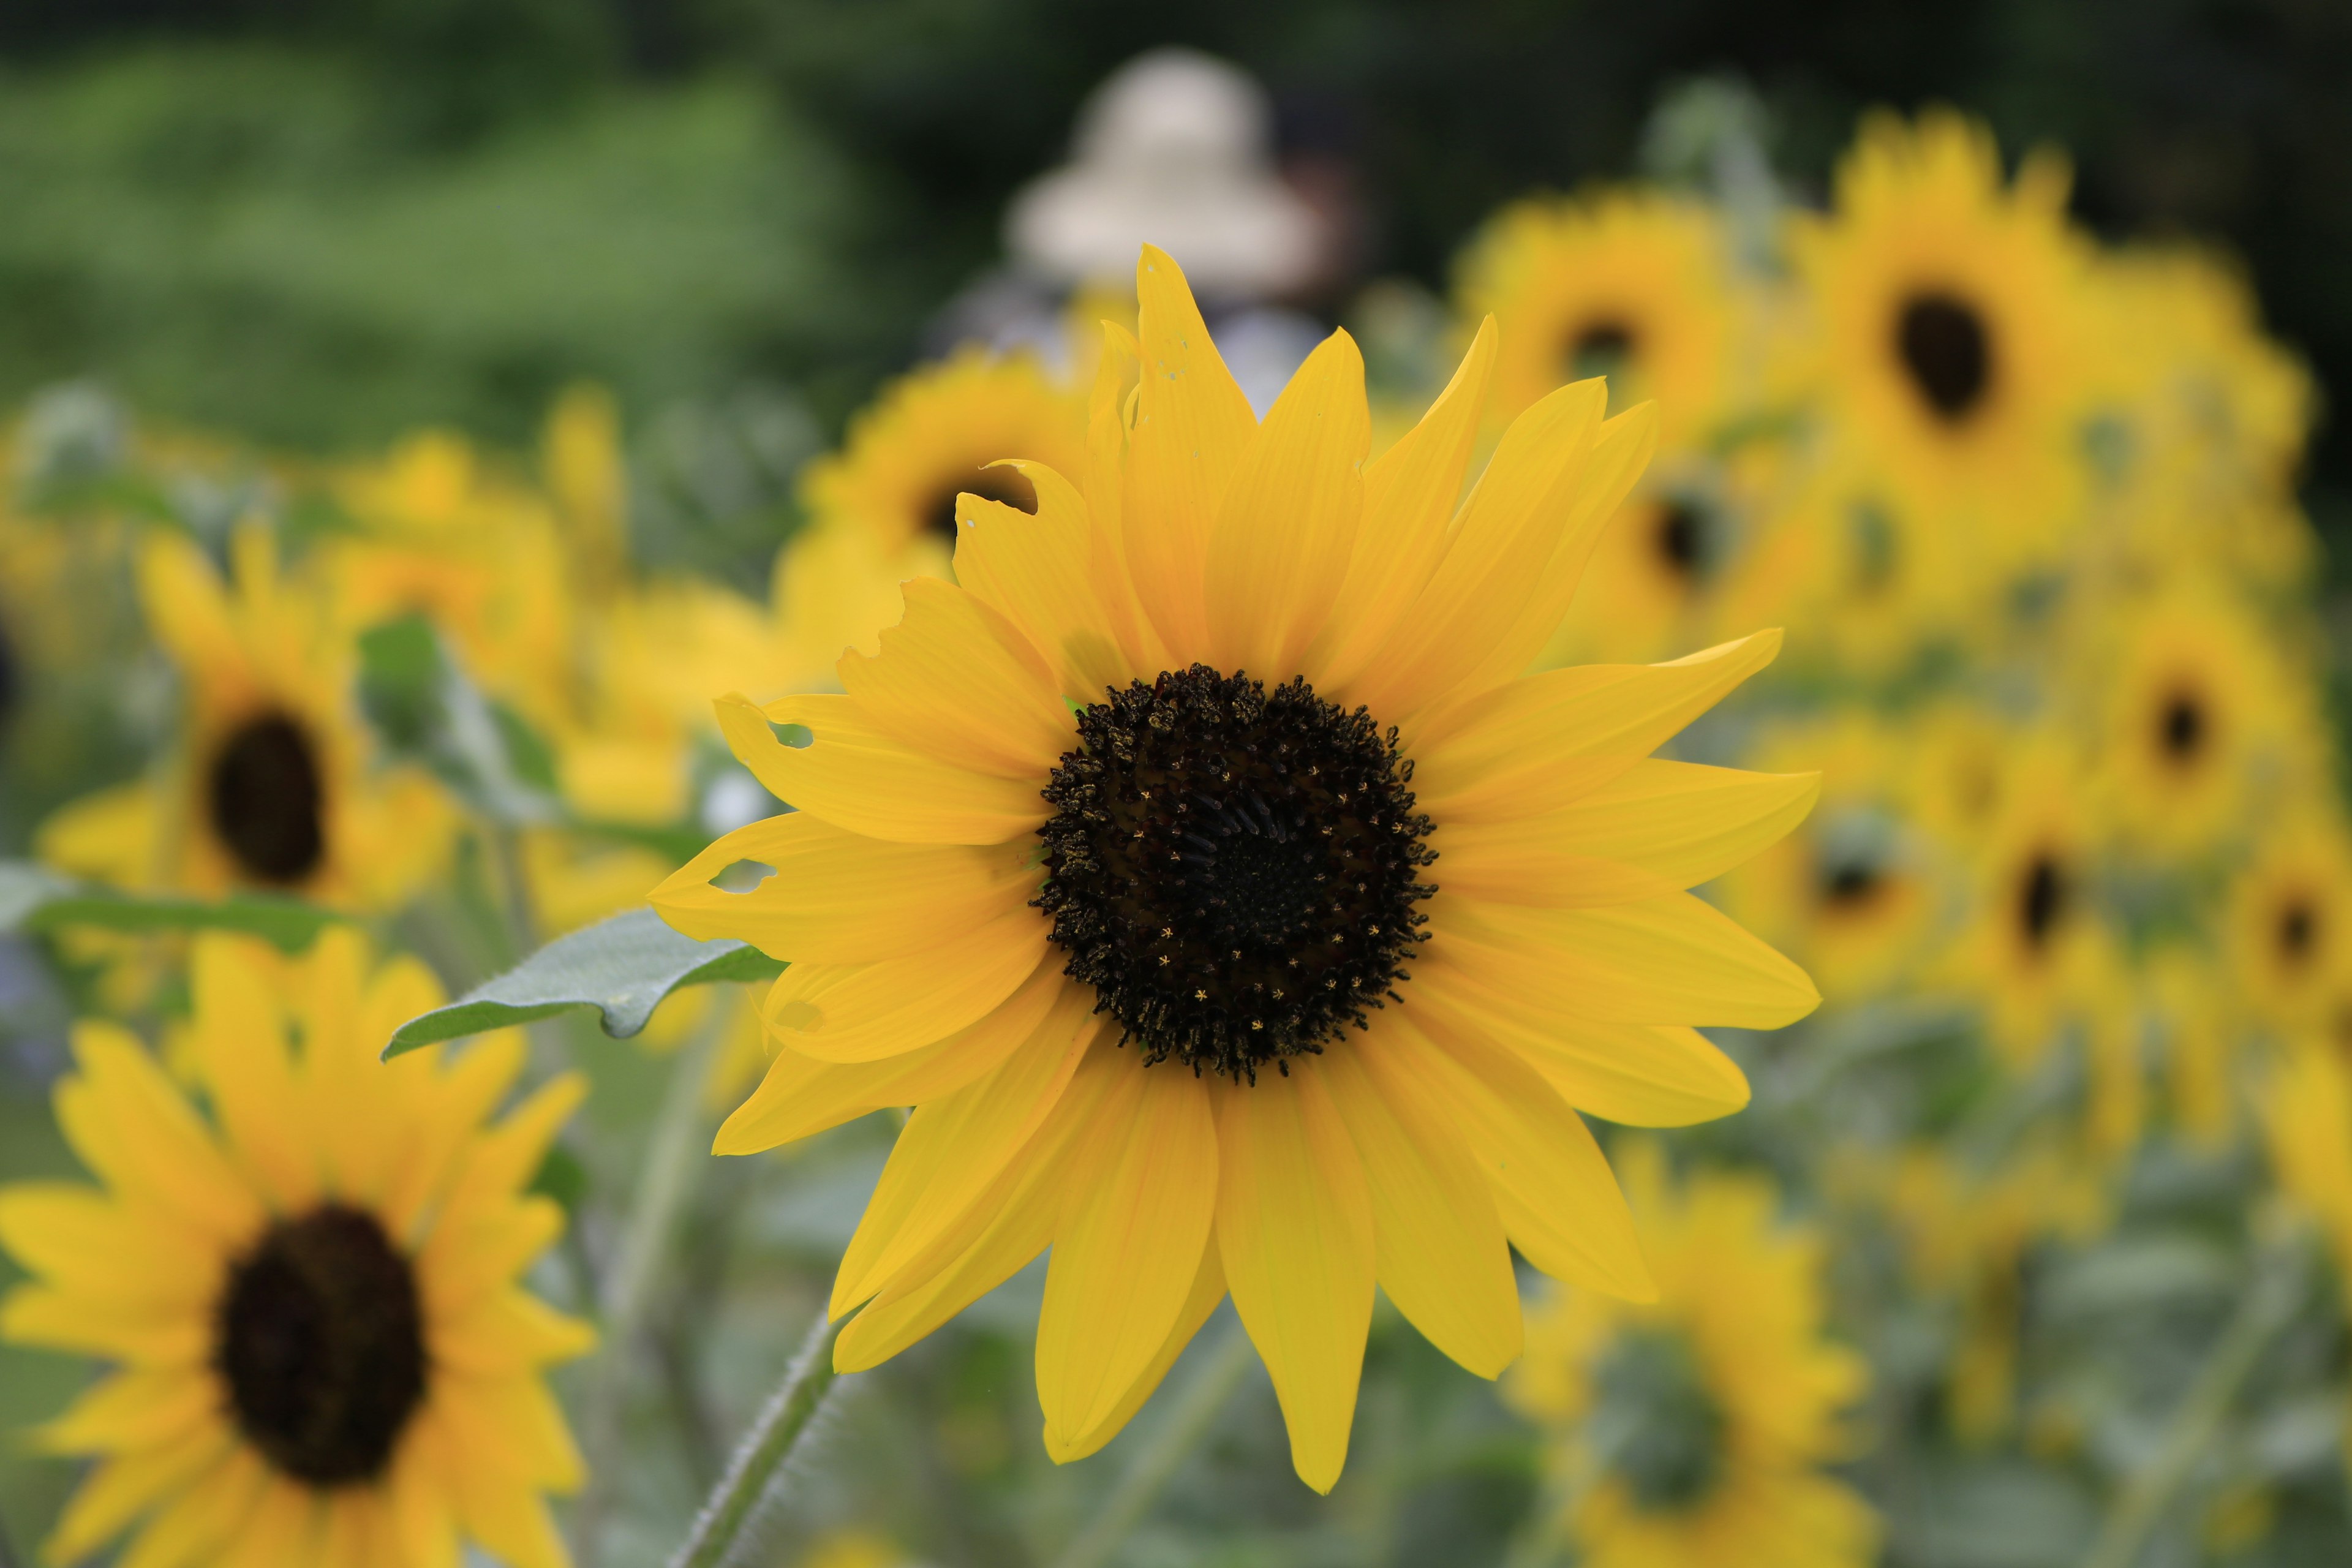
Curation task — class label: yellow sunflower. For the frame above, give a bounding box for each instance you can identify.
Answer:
[799,344,1091,568]
[2089,582,2312,859]
[1940,735,2103,1064]
[37,528,454,910]
[2260,1046,2352,1304]
[0,929,591,1567]
[1455,187,1739,445]
[2225,804,2352,1036]
[1507,1143,1875,1568]
[1716,713,1941,1004]
[652,247,1822,1490]
[1787,110,2092,562]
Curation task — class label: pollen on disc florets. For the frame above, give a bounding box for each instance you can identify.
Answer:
[1035,665,1438,1082]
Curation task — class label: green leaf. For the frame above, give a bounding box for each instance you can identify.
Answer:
[0,860,340,950]
[357,613,564,825]
[383,906,782,1059]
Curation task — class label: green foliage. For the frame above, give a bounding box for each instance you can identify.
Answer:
[0,859,340,949]
[382,905,782,1057]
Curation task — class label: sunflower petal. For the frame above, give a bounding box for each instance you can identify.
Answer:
[1411,629,1785,823]
[760,913,1052,1063]
[1321,1041,1521,1378]
[954,461,1134,702]
[1037,1062,1219,1443]
[838,577,1074,778]
[1447,760,1820,888]
[1123,244,1259,653]
[717,693,1044,846]
[1214,1061,1375,1494]
[650,812,1035,963]
[1045,1244,1228,1463]
[1385,1016,1654,1300]
[1202,329,1369,680]
[711,965,1071,1154]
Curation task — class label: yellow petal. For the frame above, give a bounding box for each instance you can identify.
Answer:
[1036,1062,1219,1442]
[712,964,1073,1154]
[1413,954,1750,1126]
[70,1438,255,1568]
[954,461,1136,702]
[1045,1240,1227,1463]
[1423,841,1679,907]
[1213,1060,1375,1494]
[834,1038,1125,1372]
[1122,244,1259,654]
[1446,760,1820,889]
[1431,890,1821,1029]
[831,997,1095,1314]
[36,1368,217,1456]
[761,912,1052,1063]
[1321,1040,1521,1378]
[1201,329,1369,680]
[838,577,1074,778]
[717,692,1045,846]
[1382,1016,1653,1300]
[53,1022,261,1248]
[1341,379,1604,722]
[135,532,244,685]
[1452,401,1659,697]
[0,1186,217,1311]
[189,934,321,1212]
[650,811,1036,962]
[1080,320,1168,679]
[1410,629,1785,823]
[1316,317,1498,690]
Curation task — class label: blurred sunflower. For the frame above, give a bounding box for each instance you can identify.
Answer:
[0,929,591,1567]
[1787,110,2091,561]
[1508,1144,1875,1568]
[1543,452,1765,667]
[38,528,453,909]
[1717,714,1940,1004]
[654,247,1821,1489]
[1943,736,2103,1063]
[1455,187,1738,444]
[2092,582,2307,858]
[799,344,1090,569]
[2225,805,2352,1036]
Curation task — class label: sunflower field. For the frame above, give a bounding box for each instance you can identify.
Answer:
[1,51,2348,1568]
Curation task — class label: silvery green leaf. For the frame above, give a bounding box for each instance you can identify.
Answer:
[0,860,337,950]
[382,907,782,1058]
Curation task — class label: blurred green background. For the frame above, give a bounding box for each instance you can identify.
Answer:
[1,0,2346,552]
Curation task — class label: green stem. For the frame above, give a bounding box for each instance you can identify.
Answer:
[667,1309,848,1568]
[2078,1234,2309,1568]
[1047,1322,1255,1568]
[570,1010,725,1566]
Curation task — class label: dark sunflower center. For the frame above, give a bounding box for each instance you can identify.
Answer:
[214,1204,427,1487]
[207,711,326,886]
[925,464,1038,545]
[1821,858,1883,908]
[1589,1327,1726,1512]
[2278,899,2317,965]
[1567,317,1638,385]
[2018,853,2067,949]
[1654,502,1703,579]
[1896,290,1992,421]
[2157,690,2207,764]
[1035,665,1436,1080]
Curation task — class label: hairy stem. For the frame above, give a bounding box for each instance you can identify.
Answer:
[668,1308,848,1568]
[1048,1321,1256,1568]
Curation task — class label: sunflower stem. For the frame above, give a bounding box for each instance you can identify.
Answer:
[570,1007,725,1565]
[1047,1319,1255,1568]
[2078,1228,2309,1568]
[666,1307,847,1568]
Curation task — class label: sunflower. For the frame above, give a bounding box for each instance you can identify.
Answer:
[0,929,592,1567]
[1787,110,2092,564]
[1716,714,1940,1004]
[37,528,454,910]
[2225,805,2352,1037]
[2260,1046,2352,1298]
[1941,735,2103,1064]
[799,344,1091,568]
[1455,187,1738,445]
[2091,582,2312,859]
[652,247,1822,1489]
[1507,1144,1875,1568]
